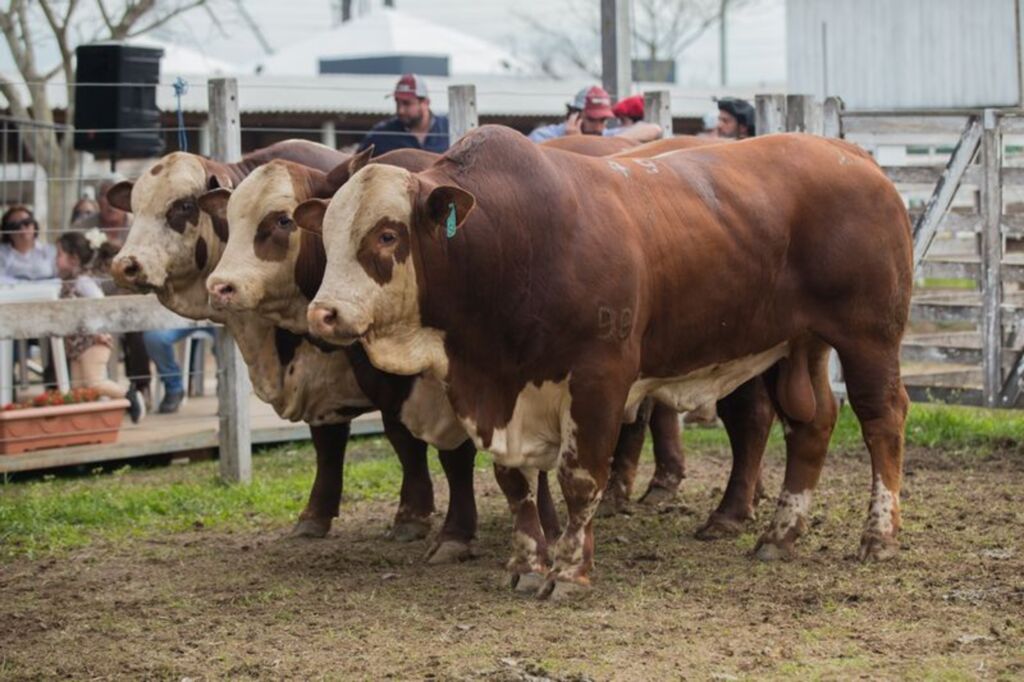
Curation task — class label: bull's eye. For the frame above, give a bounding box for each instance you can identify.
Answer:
[379,230,397,246]
[179,200,195,212]
[277,215,293,229]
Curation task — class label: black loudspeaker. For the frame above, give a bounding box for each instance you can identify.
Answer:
[73,42,164,157]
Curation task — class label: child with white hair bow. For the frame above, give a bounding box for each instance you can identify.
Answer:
[55,228,145,422]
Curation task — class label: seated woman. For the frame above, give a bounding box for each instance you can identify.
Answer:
[55,230,145,423]
[0,205,56,281]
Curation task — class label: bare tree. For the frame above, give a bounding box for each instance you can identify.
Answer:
[514,0,753,80]
[0,0,209,234]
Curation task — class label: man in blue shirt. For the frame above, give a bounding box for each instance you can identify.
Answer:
[528,85,662,143]
[358,74,449,155]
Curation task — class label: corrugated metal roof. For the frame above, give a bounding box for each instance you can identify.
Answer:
[1,72,768,119]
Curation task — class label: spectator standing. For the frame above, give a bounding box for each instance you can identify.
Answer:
[358,74,449,155]
[528,86,662,143]
[715,97,756,139]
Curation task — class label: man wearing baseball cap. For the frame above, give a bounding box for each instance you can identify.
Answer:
[527,85,661,143]
[358,74,450,155]
[716,97,756,139]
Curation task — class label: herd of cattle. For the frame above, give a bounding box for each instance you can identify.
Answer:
[108,124,912,599]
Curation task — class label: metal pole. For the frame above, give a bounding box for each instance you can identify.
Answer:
[601,0,633,101]
[720,0,729,87]
[208,77,252,483]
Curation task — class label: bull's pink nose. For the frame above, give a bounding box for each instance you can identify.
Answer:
[308,304,339,335]
[208,281,236,306]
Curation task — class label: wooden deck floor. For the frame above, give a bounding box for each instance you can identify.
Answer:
[0,394,383,474]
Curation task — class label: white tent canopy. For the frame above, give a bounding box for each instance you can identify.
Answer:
[253,7,528,77]
[128,37,239,77]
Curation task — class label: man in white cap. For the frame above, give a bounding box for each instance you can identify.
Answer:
[528,85,661,142]
[359,74,450,155]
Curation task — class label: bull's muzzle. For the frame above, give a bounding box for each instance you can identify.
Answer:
[206,277,238,310]
[111,255,145,290]
[307,301,365,346]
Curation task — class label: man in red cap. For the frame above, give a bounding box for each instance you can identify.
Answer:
[358,74,450,155]
[611,94,645,127]
[528,85,661,142]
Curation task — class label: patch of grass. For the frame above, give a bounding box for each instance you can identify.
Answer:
[0,438,468,561]
[680,403,1024,456]
[918,277,977,290]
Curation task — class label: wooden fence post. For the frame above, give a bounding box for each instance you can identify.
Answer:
[447,84,478,144]
[754,94,786,136]
[601,0,632,100]
[208,77,252,484]
[822,96,844,138]
[643,90,672,138]
[786,94,823,134]
[981,108,1004,408]
[320,120,336,149]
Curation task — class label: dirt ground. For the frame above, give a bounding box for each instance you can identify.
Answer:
[2,443,1023,681]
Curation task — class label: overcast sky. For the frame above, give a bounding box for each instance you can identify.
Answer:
[1,0,786,88]
[170,0,786,87]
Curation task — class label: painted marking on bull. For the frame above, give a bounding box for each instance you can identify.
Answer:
[598,306,633,340]
[607,160,631,178]
[633,158,659,174]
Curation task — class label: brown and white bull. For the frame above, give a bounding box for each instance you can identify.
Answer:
[303,126,912,599]
[107,140,482,556]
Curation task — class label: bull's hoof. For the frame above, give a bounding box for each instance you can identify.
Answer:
[754,535,796,562]
[536,577,591,601]
[510,571,547,594]
[857,532,899,562]
[387,518,432,543]
[425,539,474,565]
[638,485,678,507]
[596,493,629,518]
[289,517,332,539]
[695,514,746,541]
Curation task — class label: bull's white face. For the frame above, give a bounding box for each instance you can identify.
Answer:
[110,153,224,319]
[308,164,440,376]
[206,162,310,331]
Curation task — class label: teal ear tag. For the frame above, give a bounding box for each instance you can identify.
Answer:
[445,202,457,238]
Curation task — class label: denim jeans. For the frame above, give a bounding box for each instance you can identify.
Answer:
[143,327,215,395]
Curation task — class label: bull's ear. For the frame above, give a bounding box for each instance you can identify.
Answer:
[323,145,373,197]
[422,184,476,238]
[294,198,329,236]
[197,187,232,222]
[202,159,233,191]
[106,181,134,212]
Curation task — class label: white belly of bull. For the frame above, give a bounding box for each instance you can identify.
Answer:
[462,378,571,472]
[627,343,788,416]
[400,377,469,451]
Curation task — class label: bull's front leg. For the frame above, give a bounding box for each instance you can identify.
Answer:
[292,422,350,538]
[425,439,478,564]
[381,414,434,542]
[493,464,552,594]
[539,382,625,600]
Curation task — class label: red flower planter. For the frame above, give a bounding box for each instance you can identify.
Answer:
[0,399,129,454]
